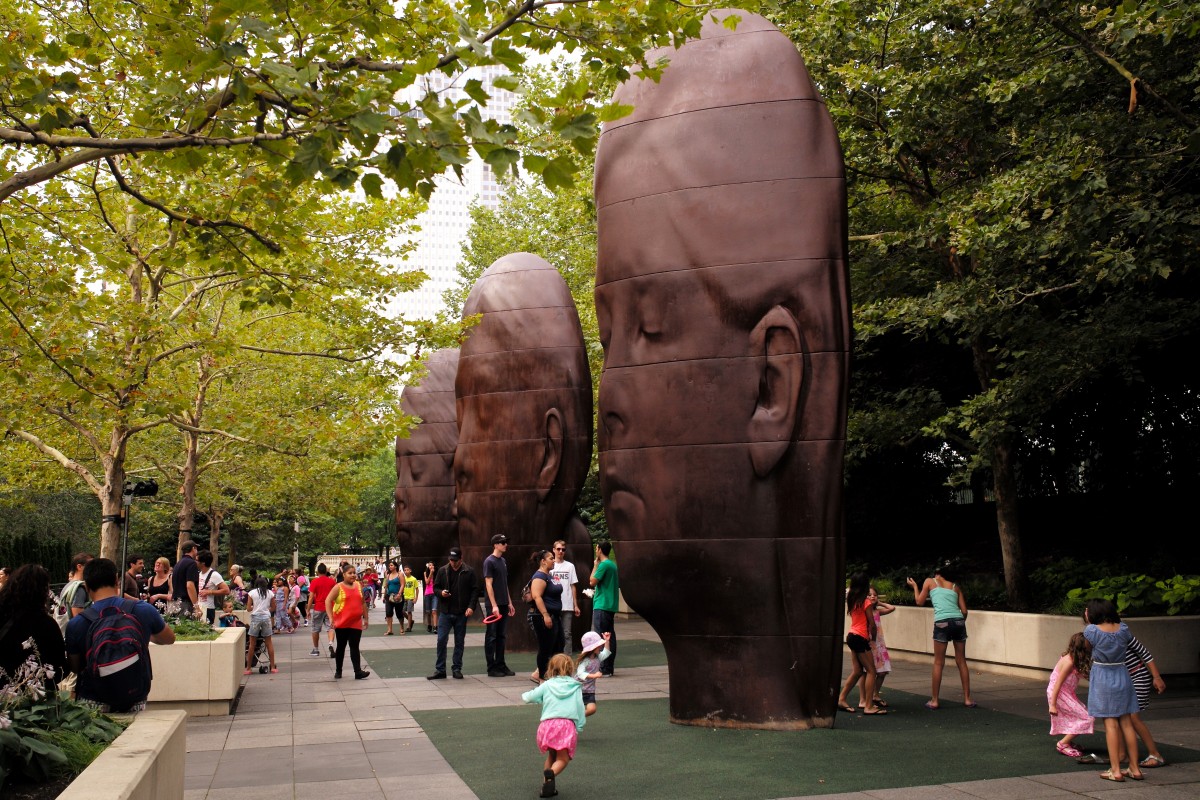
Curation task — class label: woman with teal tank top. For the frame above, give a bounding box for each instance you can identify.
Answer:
[907,563,976,710]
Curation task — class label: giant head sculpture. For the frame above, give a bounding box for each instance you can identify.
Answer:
[455,253,593,650]
[395,348,460,569]
[594,9,850,728]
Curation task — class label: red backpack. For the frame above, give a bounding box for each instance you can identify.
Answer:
[80,599,152,712]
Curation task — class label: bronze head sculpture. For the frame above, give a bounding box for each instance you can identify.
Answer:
[594,9,850,728]
[455,253,593,650]
[395,348,461,569]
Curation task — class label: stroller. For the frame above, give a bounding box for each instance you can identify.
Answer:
[247,635,268,673]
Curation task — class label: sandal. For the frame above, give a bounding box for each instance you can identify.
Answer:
[1077,753,1108,765]
[838,704,857,713]
[1056,742,1083,758]
[1140,754,1167,768]
[964,701,978,708]
[862,708,889,715]
[1121,768,1145,781]
[873,697,888,708]
[923,701,939,710]
[1098,770,1124,783]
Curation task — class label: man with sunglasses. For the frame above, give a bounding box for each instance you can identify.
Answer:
[549,540,580,653]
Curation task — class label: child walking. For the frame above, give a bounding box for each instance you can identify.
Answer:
[1047,632,1093,758]
[575,631,612,717]
[522,653,586,798]
[1083,598,1145,782]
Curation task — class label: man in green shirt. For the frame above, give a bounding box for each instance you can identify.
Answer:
[589,542,619,676]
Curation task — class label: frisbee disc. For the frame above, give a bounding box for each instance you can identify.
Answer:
[482,612,502,624]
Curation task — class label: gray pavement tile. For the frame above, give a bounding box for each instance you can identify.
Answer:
[223,733,295,750]
[186,733,233,752]
[206,786,294,800]
[1077,783,1200,799]
[773,794,877,800]
[184,789,209,800]
[208,765,294,789]
[296,779,386,799]
[294,740,366,758]
[863,787,986,800]
[1026,770,1143,792]
[381,783,478,800]
[945,776,1082,798]
[295,754,371,781]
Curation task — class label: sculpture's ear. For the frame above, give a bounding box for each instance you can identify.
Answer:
[537,408,564,501]
[747,305,804,478]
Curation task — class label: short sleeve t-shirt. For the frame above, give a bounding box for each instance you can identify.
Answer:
[403,575,418,600]
[591,559,619,612]
[199,569,224,610]
[65,596,167,704]
[483,555,510,606]
[171,556,199,603]
[549,561,579,611]
[308,575,336,612]
[247,588,274,619]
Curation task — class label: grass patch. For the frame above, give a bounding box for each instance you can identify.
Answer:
[413,690,1198,800]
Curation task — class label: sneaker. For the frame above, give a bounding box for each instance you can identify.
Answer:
[502,668,516,677]
[354,670,371,680]
[310,648,320,657]
[303,620,309,626]
[452,669,464,679]
[487,670,507,677]
[328,644,335,658]
[427,672,447,680]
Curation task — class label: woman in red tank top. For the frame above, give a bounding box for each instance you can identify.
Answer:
[325,564,371,680]
[836,572,886,715]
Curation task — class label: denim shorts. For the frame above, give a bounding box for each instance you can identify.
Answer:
[932,617,967,643]
[582,691,596,705]
[248,618,273,638]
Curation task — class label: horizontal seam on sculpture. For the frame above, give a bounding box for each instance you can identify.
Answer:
[596,175,844,211]
[598,351,846,370]
[459,344,587,357]
[595,256,848,287]
[463,305,580,314]
[604,97,828,131]
[600,439,841,450]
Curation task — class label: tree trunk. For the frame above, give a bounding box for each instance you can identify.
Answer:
[991,435,1030,609]
[99,432,129,560]
[206,509,223,570]
[227,525,236,571]
[177,429,199,558]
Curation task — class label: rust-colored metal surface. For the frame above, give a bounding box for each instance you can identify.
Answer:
[594,9,849,729]
[455,253,593,652]
[395,348,461,571]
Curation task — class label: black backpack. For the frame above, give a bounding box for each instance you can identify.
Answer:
[80,599,152,712]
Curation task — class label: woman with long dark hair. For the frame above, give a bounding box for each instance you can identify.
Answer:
[908,562,975,709]
[0,564,68,688]
[836,572,885,715]
[529,549,564,682]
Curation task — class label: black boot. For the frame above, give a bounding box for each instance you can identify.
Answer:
[540,769,557,797]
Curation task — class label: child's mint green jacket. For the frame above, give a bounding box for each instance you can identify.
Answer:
[522,675,586,731]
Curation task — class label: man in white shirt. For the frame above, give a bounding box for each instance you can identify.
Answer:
[550,540,580,653]
[198,550,230,624]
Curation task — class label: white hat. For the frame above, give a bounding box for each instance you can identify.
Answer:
[580,631,605,655]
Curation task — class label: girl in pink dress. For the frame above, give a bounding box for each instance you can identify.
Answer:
[1048,632,1094,757]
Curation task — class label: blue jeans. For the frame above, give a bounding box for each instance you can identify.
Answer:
[592,609,615,675]
[435,611,468,673]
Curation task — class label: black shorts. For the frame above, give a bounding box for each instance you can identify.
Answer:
[582,691,596,705]
[846,633,871,653]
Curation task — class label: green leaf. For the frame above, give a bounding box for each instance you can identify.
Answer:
[361,173,384,198]
[463,78,490,105]
[288,137,328,181]
[541,156,578,191]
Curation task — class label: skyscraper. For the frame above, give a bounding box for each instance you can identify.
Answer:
[391,65,516,321]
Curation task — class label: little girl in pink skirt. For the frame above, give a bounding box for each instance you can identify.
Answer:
[523,653,586,797]
[1047,632,1094,757]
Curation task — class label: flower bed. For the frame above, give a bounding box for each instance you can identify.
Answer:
[146,626,245,716]
[56,710,185,800]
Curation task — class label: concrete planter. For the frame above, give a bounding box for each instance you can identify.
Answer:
[147,625,245,716]
[57,709,186,800]
[881,606,1200,679]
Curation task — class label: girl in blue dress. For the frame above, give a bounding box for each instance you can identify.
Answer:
[1083,598,1145,782]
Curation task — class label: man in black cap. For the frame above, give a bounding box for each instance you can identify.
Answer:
[428,547,479,680]
[482,534,515,677]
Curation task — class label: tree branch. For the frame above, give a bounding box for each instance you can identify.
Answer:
[238,344,384,362]
[167,416,309,457]
[2,424,104,495]
[1043,15,1197,129]
[0,293,115,407]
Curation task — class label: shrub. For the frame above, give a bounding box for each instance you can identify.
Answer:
[1064,574,1200,617]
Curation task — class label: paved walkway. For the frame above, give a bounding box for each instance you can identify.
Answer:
[183,619,1200,800]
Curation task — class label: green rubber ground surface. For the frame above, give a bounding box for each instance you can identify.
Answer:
[413,690,1199,800]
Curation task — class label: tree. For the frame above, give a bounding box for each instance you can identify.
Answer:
[1,0,728,206]
[778,1,1200,606]
[0,160,426,558]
